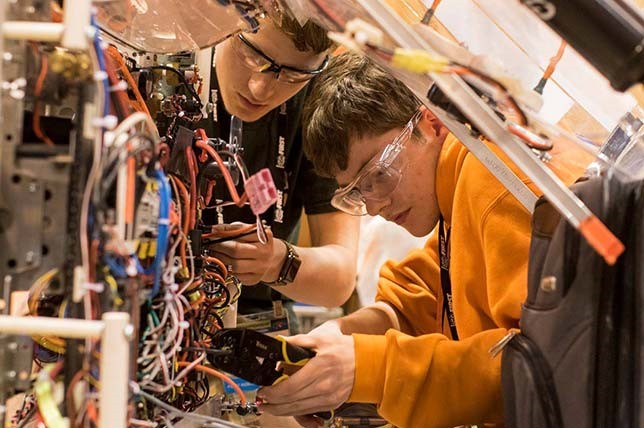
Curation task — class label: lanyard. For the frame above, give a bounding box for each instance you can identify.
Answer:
[210,69,291,225]
[438,215,459,340]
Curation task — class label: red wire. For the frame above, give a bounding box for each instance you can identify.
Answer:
[32,48,55,146]
[177,362,247,405]
[194,129,247,207]
[542,40,567,81]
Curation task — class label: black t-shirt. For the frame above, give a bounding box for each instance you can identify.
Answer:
[200,71,338,309]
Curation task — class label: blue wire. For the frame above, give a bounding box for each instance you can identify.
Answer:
[103,255,127,279]
[150,168,171,298]
[90,15,110,116]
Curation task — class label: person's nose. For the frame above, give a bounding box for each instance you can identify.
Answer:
[247,71,278,102]
[365,198,389,217]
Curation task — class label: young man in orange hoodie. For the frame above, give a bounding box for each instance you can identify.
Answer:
[258,52,553,427]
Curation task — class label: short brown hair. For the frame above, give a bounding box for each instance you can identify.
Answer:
[277,12,334,54]
[303,53,420,176]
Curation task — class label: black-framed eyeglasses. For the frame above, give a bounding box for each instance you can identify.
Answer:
[232,34,329,84]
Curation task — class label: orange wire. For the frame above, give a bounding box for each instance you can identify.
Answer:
[33,49,55,146]
[204,223,256,239]
[204,256,228,277]
[204,179,215,206]
[203,270,226,285]
[177,362,247,405]
[105,46,152,117]
[542,40,567,81]
[194,129,247,207]
[50,1,63,22]
[183,276,203,293]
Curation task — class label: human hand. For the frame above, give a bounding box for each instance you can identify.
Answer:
[208,223,286,285]
[258,333,355,417]
[308,319,344,338]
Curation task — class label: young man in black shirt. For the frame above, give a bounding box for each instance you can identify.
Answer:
[201,14,359,312]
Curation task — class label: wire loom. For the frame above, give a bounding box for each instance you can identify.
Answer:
[13,11,257,428]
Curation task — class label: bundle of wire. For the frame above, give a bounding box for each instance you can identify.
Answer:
[14,12,252,428]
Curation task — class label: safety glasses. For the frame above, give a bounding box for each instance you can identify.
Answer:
[232,34,329,83]
[331,110,423,215]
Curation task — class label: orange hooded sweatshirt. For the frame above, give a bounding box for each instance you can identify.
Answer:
[347,134,582,428]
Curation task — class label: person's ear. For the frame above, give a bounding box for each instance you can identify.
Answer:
[417,105,445,140]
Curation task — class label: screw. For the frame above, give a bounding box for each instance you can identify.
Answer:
[28,182,38,193]
[7,342,17,351]
[25,251,35,265]
[7,371,16,379]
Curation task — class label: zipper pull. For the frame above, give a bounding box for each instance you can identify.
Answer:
[489,330,519,358]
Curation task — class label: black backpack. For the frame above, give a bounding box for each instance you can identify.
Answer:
[501,176,644,428]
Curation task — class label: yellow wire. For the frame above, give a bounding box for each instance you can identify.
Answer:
[34,367,67,428]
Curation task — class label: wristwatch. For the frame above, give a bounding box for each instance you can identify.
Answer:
[265,239,301,286]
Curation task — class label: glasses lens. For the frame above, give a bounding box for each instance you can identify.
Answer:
[279,69,316,83]
[233,36,269,71]
[359,166,401,200]
[331,189,367,216]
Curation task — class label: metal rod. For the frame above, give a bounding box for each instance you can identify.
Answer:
[1,22,64,42]
[0,315,103,338]
[99,312,130,428]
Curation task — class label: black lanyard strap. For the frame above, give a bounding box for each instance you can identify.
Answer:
[438,215,459,340]
[209,65,291,225]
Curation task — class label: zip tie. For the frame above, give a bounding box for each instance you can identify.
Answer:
[83,282,105,293]
[93,70,108,82]
[85,26,97,39]
[92,115,118,130]
[109,81,128,92]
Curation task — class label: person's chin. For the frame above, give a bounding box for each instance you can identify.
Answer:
[403,213,433,237]
[232,93,270,122]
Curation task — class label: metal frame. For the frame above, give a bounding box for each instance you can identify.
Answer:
[0,313,131,428]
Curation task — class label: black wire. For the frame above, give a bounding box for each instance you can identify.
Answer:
[136,66,203,110]
[182,347,232,356]
[16,406,37,428]
[202,229,257,245]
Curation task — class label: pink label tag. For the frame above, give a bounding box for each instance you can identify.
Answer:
[245,168,278,215]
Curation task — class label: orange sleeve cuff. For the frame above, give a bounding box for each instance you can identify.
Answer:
[349,334,387,404]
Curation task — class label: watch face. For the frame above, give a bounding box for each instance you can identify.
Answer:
[283,256,302,283]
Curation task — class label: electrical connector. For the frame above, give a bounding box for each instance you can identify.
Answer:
[391,49,450,74]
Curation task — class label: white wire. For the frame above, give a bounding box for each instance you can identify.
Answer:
[130,383,246,428]
[111,111,159,140]
[80,34,106,284]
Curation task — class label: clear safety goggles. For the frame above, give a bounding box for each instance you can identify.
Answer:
[331,110,423,216]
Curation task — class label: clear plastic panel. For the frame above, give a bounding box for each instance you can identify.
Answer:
[93,0,267,53]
